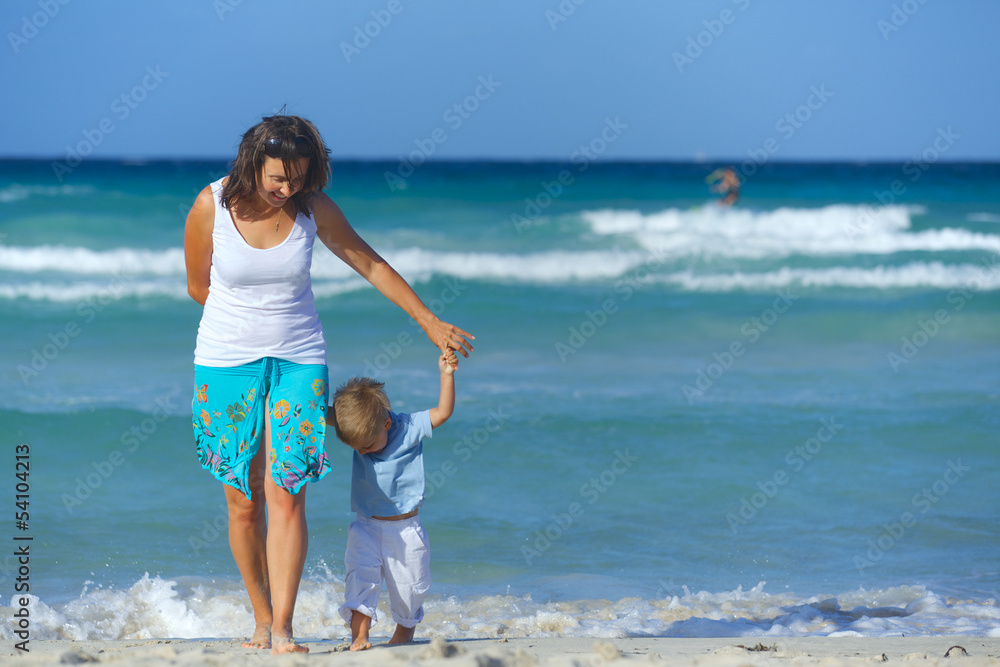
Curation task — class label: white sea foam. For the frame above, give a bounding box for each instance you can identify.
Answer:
[969,212,1000,224]
[7,259,996,302]
[0,279,189,302]
[320,247,648,283]
[0,244,654,302]
[2,204,999,300]
[582,205,1000,258]
[0,183,96,203]
[2,576,997,640]
[660,261,1000,292]
[0,245,185,275]
[1,244,648,283]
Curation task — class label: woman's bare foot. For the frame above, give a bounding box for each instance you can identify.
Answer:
[271,636,308,655]
[388,624,415,644]
[242,623,271,649]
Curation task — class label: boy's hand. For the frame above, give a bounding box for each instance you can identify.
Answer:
[430,350,457,428]
[439,350,458,375]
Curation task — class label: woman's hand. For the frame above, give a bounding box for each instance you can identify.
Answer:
[420,317,475,358]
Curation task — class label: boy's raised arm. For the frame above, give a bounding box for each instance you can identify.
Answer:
[429,351,457,429]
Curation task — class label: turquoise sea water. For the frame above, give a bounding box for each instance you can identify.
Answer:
[1,159,999,639]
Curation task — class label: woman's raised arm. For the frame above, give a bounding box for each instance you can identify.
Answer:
[312,192,475,356]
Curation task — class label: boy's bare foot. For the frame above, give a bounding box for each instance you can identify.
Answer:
[270,636,308,655]
[242,623,271,649]
[388,624,415,644]
[350,610,373,651]
[349,637,373,651]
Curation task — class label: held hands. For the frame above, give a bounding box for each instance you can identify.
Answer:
[439,349,458,375]
[421,318,474,359]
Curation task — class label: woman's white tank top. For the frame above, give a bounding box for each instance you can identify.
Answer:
[193,178,327,367]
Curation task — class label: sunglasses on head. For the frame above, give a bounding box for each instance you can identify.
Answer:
[264,136,313,158]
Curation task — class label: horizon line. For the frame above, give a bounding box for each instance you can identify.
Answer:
[2,156,999,166]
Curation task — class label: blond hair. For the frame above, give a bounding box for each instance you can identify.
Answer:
[332,377,391,446]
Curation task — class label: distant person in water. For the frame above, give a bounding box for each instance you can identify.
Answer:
[707,167,741,206]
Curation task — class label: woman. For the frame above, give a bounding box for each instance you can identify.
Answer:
[184,114,473,654]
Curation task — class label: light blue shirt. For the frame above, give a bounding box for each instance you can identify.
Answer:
[351,410,432,517]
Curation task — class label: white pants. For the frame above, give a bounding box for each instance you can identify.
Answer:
[338,513,431,628]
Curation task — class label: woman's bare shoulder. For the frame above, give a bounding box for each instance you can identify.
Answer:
[309,190,338,213]
[187,185,217,228]
[309,191,348,226]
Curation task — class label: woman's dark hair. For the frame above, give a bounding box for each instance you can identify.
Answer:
[220,114,331,217]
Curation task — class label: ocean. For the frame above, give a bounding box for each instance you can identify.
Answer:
[1,158,998,641]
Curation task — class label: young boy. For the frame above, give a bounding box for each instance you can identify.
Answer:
[331,350,457,651]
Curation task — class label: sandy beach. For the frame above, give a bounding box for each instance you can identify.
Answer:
[6,637,1000,667]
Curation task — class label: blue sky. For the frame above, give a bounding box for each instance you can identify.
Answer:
[2,0,998,162]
